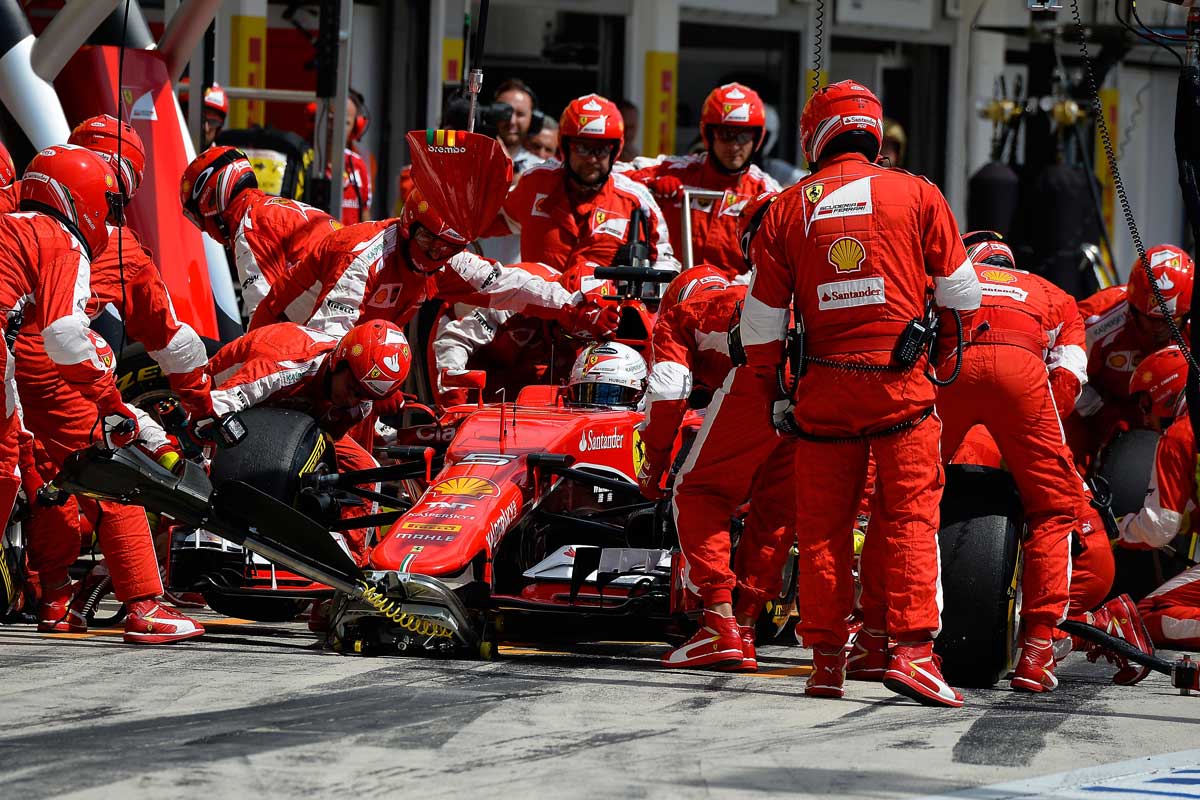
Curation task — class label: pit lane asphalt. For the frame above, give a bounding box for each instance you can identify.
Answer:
[0,610,1195,800]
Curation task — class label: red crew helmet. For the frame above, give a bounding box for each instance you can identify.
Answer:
[659,266,730,318]
[700,83,767,150]
[1129,345,1189,421]
[1127,244,1195,319]
[799,80,884,165]
[558,94,624,160]
[68,114,145,200]
[180,146,258,242]
[962,230,1016,269]
[204,83,230,118]
[330,320,413,400]
[398,186,470,274]
[19,144,118,258]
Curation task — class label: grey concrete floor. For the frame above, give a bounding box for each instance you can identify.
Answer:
[0,610,1196,799]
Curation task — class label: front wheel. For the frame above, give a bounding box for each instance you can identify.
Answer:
[935,465,1023,689]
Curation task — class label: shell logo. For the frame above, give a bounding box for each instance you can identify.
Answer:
[828,236,866,273]
[981,269,1017,284]
[429,476,499,499]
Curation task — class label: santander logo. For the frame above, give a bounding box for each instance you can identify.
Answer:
[578,428,625,452]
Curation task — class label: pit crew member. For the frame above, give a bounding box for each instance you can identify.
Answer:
[0,145,202,642]
[644,256,798,673]
[248,186,616,340]
[628,83,781,277]
[905,233,1085,692]
[1067,245,1194,468]
[207,320,412,563]
[202,83,228,149]
[181,146,339,317]
[488,94,679,273]
[741,80,981,706]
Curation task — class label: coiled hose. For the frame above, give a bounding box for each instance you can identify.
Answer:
[357,580,455,639]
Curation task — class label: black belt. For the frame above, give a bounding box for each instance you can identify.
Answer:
[788,406,936,444]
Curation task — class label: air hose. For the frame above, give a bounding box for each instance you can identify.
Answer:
[357,579,455,639]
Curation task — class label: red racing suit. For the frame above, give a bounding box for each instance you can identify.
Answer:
[207,323,382,562]
[627,153,781,277]
[1116,417,1200,648]
[1067,286,1160,466]
[21,224,212,601]
[228,188,340,316]
[740,153,980,647]
[491,160,679,272]
[933,264,1089,637]
[249,220,578,338]
[0,214,160,598]
[340,148,372,225]
[646,284,796,614]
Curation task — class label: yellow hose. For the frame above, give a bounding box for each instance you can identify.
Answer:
[357,580,454,639]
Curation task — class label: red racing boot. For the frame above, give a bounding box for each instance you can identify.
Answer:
[1011,637,1058,693]
[37,580,81,633]
[123,599,205,644]
[846,627,888,681]
[1085,594,1155,685]
[883,642,964,707]
[726,624,758,672]
[662,609,742,670]
[806,648,846,698]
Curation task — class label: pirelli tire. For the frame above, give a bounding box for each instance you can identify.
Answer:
[934,464,1023,689]
[117,338,223,412]
[204,407,337,621]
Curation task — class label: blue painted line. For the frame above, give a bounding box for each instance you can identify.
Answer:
[1151,779,1200,786]
[1081,788,1200,798]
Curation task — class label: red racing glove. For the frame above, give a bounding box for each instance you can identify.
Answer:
[1048,369,1082,418]
[561,298,620,338]
[637,457,668,501]
[645,175,683,201]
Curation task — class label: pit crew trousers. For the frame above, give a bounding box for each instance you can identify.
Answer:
[793,408,944,649]
[672,367,795,613]
[334,434,380,565]
[1139,564,1200,649]
[17,335,163,601]
[0,342,22,537]
[938,343,1074,637]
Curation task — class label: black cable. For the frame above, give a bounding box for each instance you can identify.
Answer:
[116,0,130,359]
[1117,0,1183,66]
[811,0,824,97]
[1071,0,1197,374]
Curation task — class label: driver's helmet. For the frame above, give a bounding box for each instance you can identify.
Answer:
[1129,344,1188,421]
[567,342,647,408]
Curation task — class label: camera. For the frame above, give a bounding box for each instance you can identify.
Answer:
[442,94,514,138]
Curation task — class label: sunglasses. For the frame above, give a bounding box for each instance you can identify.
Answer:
[570,141,615,159]
[713,127,758,145]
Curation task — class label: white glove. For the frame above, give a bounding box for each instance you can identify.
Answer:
[772,398,799,436]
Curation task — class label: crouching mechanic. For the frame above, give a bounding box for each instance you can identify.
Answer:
[641,247,796,673]
[1113,348,1198,655]
[487,94,679,273]
[0,144,204,642]
[247,186,616,340]
[628,83,781,278]
[1067,245,1194,469]
[181,146,339,317]
[743,81,981,707]
[207,320,412,563]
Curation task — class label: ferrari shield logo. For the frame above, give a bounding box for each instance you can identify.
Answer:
[805,183,824,204]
